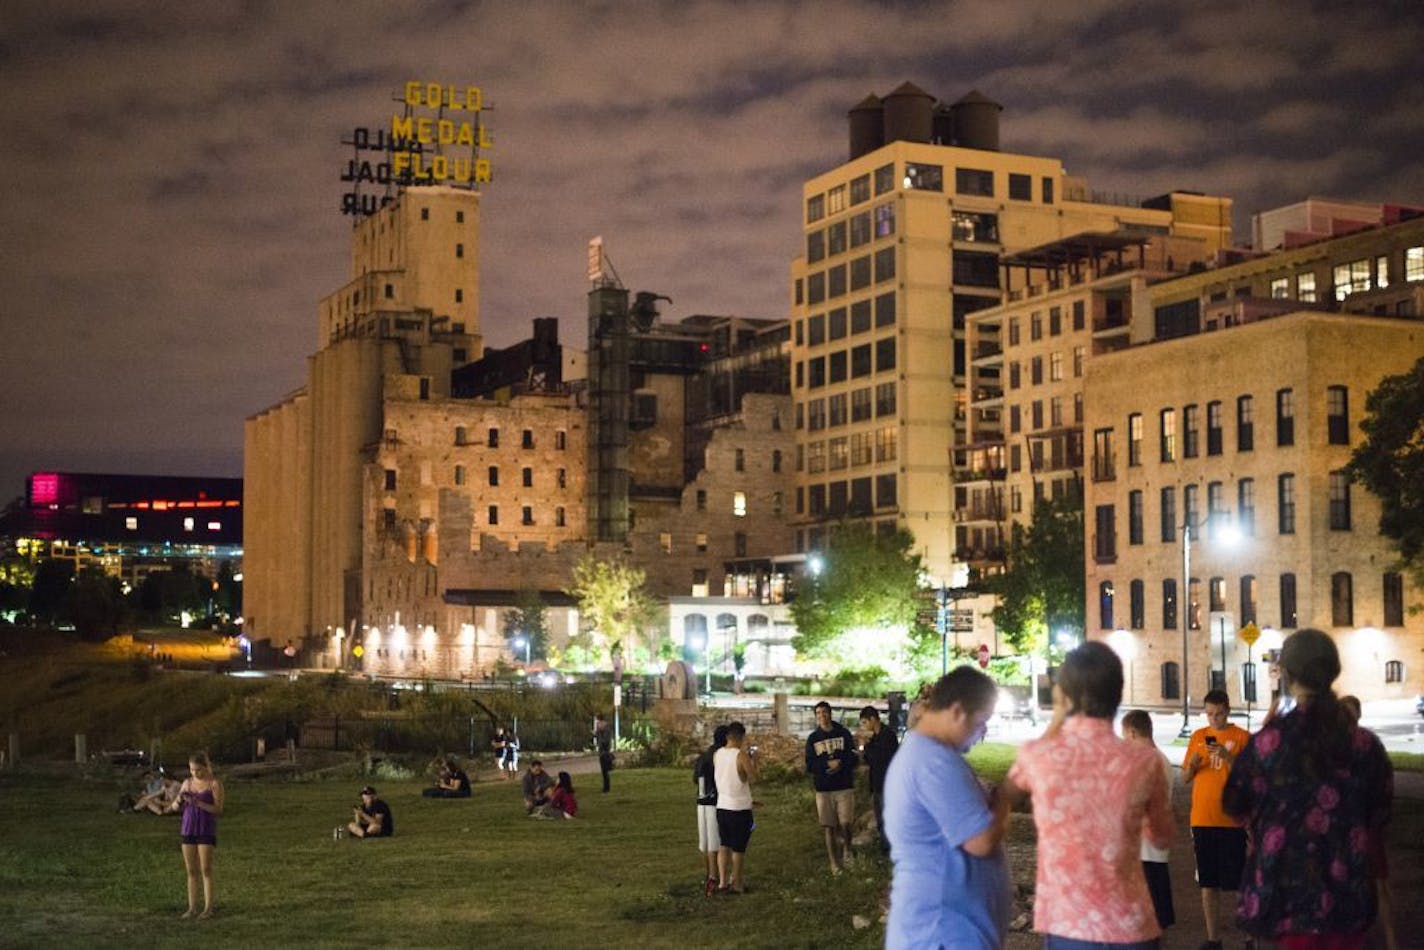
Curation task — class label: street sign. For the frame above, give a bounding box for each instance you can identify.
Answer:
[977,643,990,668]
[1239,621,1261,646]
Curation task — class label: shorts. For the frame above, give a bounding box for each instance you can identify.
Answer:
[815,788,855,828]
[697,804,720,852]
[1192,826,1246,890]
[1142,860,1175,929]
[716,808,753,853]
[181,835,217,847]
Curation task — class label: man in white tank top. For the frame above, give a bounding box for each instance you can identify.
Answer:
[713,721,759,894]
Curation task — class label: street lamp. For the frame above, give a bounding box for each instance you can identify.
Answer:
[512,635,531,665]
[1179,517,1241,738]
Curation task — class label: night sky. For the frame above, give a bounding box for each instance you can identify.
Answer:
[3,0,1422,502]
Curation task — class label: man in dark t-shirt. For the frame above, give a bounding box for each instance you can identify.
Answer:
[348,786,394,838]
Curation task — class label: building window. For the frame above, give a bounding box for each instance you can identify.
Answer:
[557,468,567,489]
[1328,471,1351,530]
[520,429,534,449]
[828,223,847,256]
[1128,491,1144,545]
[1278,473,1296,534]
[1326,385,1349,444]
[951,210,999,243]
[874,291,896,327]
[851,386,872,420]
[1007,172,1032,201]
[1238,478,1255,536]
[850,173,871,205]
[876,473,897,507]
[384,469,397,491]
[772,450,782,473]
[732,491,747,517]
[555,506,566,527]
[874,247,896,282]
[1206,481,1226,538]
[1094,505,1116,563]
[1049,352,1063,382]
[1160,487,1177,542]
[1269,276,1289,298]
[1209,576,1226,613]
[829,351,847,384]
[1407,246,1424,281]
[806,193,824,223]
[384,283,394,299]
[420,207,429,220]
[1331,571,1353,626]
[1162,580,1178,630]
[827,184,847,213]
[874,202,895,237]
[876,337,896,372]
[488,505,499,525]
[1385,660,1405,684]
[1160,408,1176,462]
[456,210,464,223]
[488,427,500,447]
[696,489,707,511]
[807,230,825,263]
[1128,579,1145,629]
[456,243,464,258]
[1236,395,1254,451]
[1161,661,1181,701]
[1099,580,1115,630]
[1240,574,1258,625]
[488,466,499,486]
[954,167,992,196]
[1332,258,1371,301]
[1183,404,1200,458]
[1042,177,1055,204]
[1183,484,1200,533]
[1092,428,1116,482]
[555,430,567,450]
[455,425,468,445]
[383,508,396,530]
[734,448,745,472]
[1073,345,1085,378]
[1384,572,1404,626]
[454,289,463,303]
[419,377,431,400]
[522,467,533,487]
[1031,357,1043,385]
[454,465,466,486]
[1205,401,1222,455]
[1126,413,1142,466]
[521,506,534,525]
[1275,389,1294,446]
[1279,573,1297,628]
[659,532,673,554]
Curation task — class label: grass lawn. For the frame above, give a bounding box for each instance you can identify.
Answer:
[0,765,890,949]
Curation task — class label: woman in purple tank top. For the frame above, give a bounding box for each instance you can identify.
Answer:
[178,751,224,919]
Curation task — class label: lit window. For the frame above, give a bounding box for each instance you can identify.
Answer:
[207,521,221,531]
[183,517,194,531]
[125,517,138,530]
[1297,272,1317,301]
[1269,277,1289,298]
[733,491,747,517]
[1406,246,1424,282]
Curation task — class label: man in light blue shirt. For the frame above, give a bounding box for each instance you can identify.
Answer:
[884,667,1010,949]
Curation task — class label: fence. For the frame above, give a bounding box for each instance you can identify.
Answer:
[297,714,625,761]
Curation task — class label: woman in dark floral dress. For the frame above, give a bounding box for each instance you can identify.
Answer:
[1222,629,1393,949]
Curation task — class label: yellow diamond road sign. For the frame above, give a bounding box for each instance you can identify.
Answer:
[1239,621,1261,646]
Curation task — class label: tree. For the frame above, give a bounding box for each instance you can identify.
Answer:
[566,554,659,667]
[790,524,928,663]
[501,588,549,662]
[1348,356,1424,585]
[28,558,75,626]
[62,567,127,641]
[988,496,1085,656]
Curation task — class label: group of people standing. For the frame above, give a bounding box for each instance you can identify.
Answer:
[883,628,1395,950]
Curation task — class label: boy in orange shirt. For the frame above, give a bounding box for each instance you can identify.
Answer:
[1182,689,1251,950]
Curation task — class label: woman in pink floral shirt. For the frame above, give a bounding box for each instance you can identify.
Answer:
[1003,641,1173,949]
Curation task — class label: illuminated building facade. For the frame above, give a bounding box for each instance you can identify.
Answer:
[1083,210,1424,703]
[789,83,1232,596]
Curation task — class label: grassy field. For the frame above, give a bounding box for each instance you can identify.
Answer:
[0,764,894,950]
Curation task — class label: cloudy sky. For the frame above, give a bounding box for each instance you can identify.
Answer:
[2,0,1422,501]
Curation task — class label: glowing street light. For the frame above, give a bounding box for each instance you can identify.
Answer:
[512,635,531,665]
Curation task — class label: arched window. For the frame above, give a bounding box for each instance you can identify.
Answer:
[1160,661,1180,701]
[1385,660,1404,684]
[747,614,770,634]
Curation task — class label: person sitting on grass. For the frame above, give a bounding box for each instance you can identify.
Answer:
[522,760,553,814]
[422,755,472,798]
[346,786,394,839]
[531,771,578,820]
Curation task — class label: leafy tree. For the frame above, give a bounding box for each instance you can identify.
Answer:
[566,554,658,667]
[135,564,209,623]
[502,588,549,662]
[790,524,928,662]
[28,558,75,626]
[988,497,1085,656]
[1347,357,1424,587]
[62,567,127,640]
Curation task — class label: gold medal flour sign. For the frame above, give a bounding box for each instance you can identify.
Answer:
[340,80,492,217]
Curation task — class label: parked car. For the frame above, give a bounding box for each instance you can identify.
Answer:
[1415,694,1424,718]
